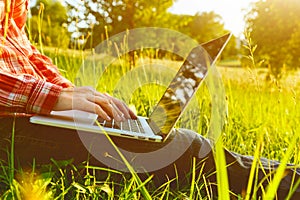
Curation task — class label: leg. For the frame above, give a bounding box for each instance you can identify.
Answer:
[0,117,215,193]
[225,149,300,199]
[0,117,101,166]
[0,117,212,181]
[0,117,299,198]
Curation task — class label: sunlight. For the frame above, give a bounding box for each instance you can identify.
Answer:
[169,0,259,36]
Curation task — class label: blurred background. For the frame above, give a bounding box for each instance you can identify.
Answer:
[27,0,300,80]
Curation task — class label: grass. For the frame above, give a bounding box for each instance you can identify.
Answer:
[1,7,300,197]
[1,46,300,199]
[0,45,300,199]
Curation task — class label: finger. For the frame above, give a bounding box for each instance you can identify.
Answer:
[126,104,138,119]
[118,101,137,119]
[93,92,137,120]
[73,99,111,121]
[110,99,131,119]
[109,100,127,121]
[94,105,112,121]
[62,87,75,92]
[98,93,128,119]
[102,93,134,119]
[116,101,137,120]
[87,95,124,121]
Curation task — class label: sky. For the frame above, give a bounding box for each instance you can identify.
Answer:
[169,0,258,37]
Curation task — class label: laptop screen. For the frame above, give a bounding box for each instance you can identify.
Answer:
[148,33,231,139]
[148,46,210,136]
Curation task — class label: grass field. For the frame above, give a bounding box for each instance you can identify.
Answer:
[1,45,300,199]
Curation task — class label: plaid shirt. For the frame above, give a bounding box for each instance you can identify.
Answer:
[0,0,73,116]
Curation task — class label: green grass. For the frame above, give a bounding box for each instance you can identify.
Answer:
[1,5,299,197]
[1,44,300,199]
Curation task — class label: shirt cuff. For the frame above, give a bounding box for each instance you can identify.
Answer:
[26,80,62,115]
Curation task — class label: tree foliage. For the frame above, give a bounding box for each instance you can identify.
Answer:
[188,12,225,43]
[64,0,234,56]
[245,0,300,78]
[65,0,174,48]
[27,0,236,59]
[186,12,238,59]
[28,0,70,48]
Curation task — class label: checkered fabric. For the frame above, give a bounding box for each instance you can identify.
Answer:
[0,0,73,116]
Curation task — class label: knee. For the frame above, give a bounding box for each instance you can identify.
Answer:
[175,128,213,159]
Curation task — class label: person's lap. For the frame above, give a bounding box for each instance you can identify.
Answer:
[0,116,299,199]
[0,117,214,186]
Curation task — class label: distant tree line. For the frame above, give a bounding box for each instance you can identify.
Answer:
[28,0,237,58]
[28,0,300,77]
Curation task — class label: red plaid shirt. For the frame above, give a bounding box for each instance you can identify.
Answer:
[0,0,73,116]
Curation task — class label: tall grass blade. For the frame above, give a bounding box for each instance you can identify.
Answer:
[286,175,300,200]
[189,157,196,199]
[95,122,152,200]
[215,138,230,200]
[8,116,16,199]
[37,3,45,54]
[244,131,264,200]
[264,130,299,199]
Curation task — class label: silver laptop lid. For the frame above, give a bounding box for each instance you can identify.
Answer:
[148,33,232,140]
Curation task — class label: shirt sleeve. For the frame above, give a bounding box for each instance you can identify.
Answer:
[28,45,74,88]
[0,71,62,114]
[11,0,28,29]
[12,0,74,88]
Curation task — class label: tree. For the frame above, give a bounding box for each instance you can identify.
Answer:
[287,23,300,69]
[65,0,236,60]
[245,0,300,78]
[188,12,225,43]
[28,0,70,48]
[65,0,174,48]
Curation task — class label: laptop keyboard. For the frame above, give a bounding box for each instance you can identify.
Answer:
[95,118,146,134]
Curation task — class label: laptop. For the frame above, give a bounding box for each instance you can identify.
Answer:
[30,33,232,142]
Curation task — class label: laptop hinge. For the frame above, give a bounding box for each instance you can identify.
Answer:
[147,119,163,134]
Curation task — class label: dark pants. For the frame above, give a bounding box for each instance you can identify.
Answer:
[0,117,299,199]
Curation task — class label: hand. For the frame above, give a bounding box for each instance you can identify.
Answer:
[53,86,137,122]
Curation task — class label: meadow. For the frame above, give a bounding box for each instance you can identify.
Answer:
[1,44,300,199]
